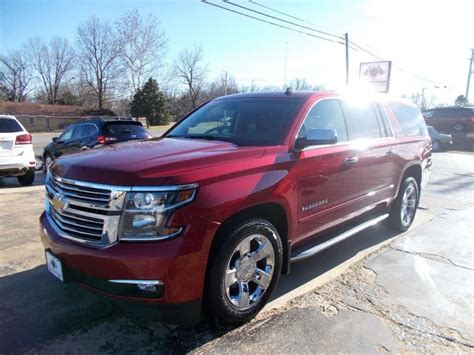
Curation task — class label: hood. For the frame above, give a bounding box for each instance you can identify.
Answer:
[52,137,266,186]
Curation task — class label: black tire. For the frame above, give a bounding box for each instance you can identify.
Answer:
[388,177,419,231]
[452,123,465,133]
[206,218,283,324]
[17,169,35,186]
[432,140,441,152]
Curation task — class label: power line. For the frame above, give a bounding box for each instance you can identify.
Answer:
[244,0,444,87]
[201,1,343,44]
[249,0,333,32]
[224,0,343,40]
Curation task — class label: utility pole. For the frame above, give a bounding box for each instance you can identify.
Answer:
[466,49,474,101]
[224,71,228,95]
[345,33,349,86]
[283,41,288,88]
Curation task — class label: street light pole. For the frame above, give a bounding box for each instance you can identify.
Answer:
[345,33,349,86]
[466,49,474,101]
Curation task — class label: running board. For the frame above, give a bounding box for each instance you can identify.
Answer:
[290,213,389,262]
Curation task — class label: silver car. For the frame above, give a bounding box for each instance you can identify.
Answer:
[428,126,452,151]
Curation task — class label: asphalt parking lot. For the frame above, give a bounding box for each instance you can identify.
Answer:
[0,151,472,353]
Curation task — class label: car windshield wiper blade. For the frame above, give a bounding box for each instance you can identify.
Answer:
[168,134,226,141]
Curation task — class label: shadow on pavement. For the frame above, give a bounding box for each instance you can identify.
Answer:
[0,221,402,354]
[0,171,45,189]
[0,266,119,354]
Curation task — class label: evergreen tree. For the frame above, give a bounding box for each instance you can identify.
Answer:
[130,78,170,126]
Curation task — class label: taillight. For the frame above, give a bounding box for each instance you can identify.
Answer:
[471,116,474,122]
[97,135,118,144]
[15,134,32,144]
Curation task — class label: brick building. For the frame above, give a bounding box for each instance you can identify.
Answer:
[0,102,116,132]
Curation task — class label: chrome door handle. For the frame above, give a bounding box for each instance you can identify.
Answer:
[345,157,359,165]
[386,149,396,156]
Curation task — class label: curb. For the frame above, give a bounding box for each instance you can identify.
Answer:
[263,209,435,313]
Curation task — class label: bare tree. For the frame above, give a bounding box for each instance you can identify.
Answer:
[240,81,260,93]
[25,36,75,104]
[0,50,33,102]
[408,92,436,111]
[77,16,119,109]
[204,72,238,100]
[115,9,167,92]
[289,78,312,91]
[173,46,207,109]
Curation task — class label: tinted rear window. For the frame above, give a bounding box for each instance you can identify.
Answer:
[390,103,426,136]
[0,118,22,132]
[105,122,147,135]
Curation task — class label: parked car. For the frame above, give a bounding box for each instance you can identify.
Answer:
[40,92,431,324]
[422,106,474,133]
[427,126,452,151]
[0,115,36,186]
[43,118,150,170]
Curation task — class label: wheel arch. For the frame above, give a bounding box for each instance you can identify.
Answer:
[206,202,290,282]
[396,163,422,197]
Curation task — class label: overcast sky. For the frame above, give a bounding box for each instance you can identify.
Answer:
[1,0,473,104]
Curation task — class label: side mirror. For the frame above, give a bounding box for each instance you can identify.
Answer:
[294,128,338,150]
[52,137,59,143]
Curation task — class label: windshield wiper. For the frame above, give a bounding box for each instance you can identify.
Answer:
[167,134,238,144]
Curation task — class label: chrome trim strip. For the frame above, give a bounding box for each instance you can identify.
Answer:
[108,279,163,285]
[291,213,389,262]
[120,227,184,242]
[50,172,199,192]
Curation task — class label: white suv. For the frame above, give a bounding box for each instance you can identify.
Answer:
[0,115,36,186]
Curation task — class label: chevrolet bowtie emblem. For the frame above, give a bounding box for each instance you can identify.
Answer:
[52,194,69,212]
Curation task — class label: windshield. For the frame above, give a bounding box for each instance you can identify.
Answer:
[166,97,305,146]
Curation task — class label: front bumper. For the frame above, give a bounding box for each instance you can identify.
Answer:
[40,212,219,321]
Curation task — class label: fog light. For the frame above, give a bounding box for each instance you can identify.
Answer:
[137,283,157,292]
[109,279,163,293]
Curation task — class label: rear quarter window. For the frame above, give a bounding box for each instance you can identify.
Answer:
[0,118,23,133]
[390,103,426,137]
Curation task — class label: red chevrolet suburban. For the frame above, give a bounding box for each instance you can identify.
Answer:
[40,91,431,324]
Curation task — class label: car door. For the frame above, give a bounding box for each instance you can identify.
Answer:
[66,124,88,154]
[294,98,361,244]
[79,123,99,148]
[342,100,400,209]
[52,126,76,159]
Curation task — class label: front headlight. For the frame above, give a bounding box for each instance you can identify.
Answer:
[119,186,197,241]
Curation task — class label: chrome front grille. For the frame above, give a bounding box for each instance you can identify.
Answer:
[48,174,111,207]
[50,207,104,241]
[45,173,128,248]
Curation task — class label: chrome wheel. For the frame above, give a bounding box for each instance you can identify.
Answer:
[224,234,275,310]
[45,155,53,170]
[400,182,417,227]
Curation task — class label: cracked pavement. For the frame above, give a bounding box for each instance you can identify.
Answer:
[0,152,472,353]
